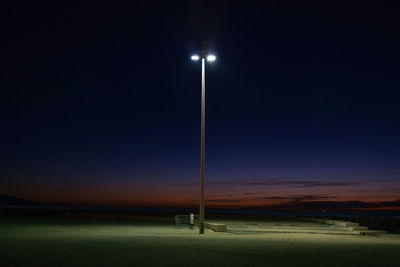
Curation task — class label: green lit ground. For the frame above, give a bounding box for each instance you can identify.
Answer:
[1,217,400,266]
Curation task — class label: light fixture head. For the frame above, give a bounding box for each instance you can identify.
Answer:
[191,55,200,61]
[207,55,216,62]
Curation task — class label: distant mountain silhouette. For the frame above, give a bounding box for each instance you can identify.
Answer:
[258,199,400,212]
[0,194,43,206]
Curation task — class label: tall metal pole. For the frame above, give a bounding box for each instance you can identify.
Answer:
[199,42,206,234]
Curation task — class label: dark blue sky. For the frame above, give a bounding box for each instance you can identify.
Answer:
[1,1,400,207]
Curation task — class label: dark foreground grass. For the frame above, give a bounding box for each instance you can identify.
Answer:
[1,216,400,267]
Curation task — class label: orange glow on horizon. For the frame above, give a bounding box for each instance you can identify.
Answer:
[2,176,399,210]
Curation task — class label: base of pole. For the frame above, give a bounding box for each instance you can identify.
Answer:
[199,223,204,234]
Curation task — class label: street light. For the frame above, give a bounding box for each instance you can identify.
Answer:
[206,55,216,62]
[191,41,216,234]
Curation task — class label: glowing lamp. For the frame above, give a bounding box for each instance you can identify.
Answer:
[206,55,216,62]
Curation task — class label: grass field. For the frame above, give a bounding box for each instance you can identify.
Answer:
[1,216,400,266]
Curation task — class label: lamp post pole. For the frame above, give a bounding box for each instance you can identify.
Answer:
[190,42,215,235]
[199,42,206,234]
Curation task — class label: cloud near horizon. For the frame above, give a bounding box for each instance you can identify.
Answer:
[205,194,337,205]
[200,177,390,188]
[184,176,400,207]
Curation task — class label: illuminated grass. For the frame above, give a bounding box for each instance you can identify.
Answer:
[1,217,400,266]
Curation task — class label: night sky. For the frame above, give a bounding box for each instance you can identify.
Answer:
[1,2,400,209]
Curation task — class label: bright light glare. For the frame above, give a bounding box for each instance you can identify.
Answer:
[191,55,200,61]
[207,55,216,62]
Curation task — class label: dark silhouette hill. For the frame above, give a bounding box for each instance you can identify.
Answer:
[0,194,43,206]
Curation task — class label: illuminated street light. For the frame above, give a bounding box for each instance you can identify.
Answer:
[191,41,216,234]
[207,55,216,62]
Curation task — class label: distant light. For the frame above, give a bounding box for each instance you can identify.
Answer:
[207,55,216,62]
[191,55,200,61]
